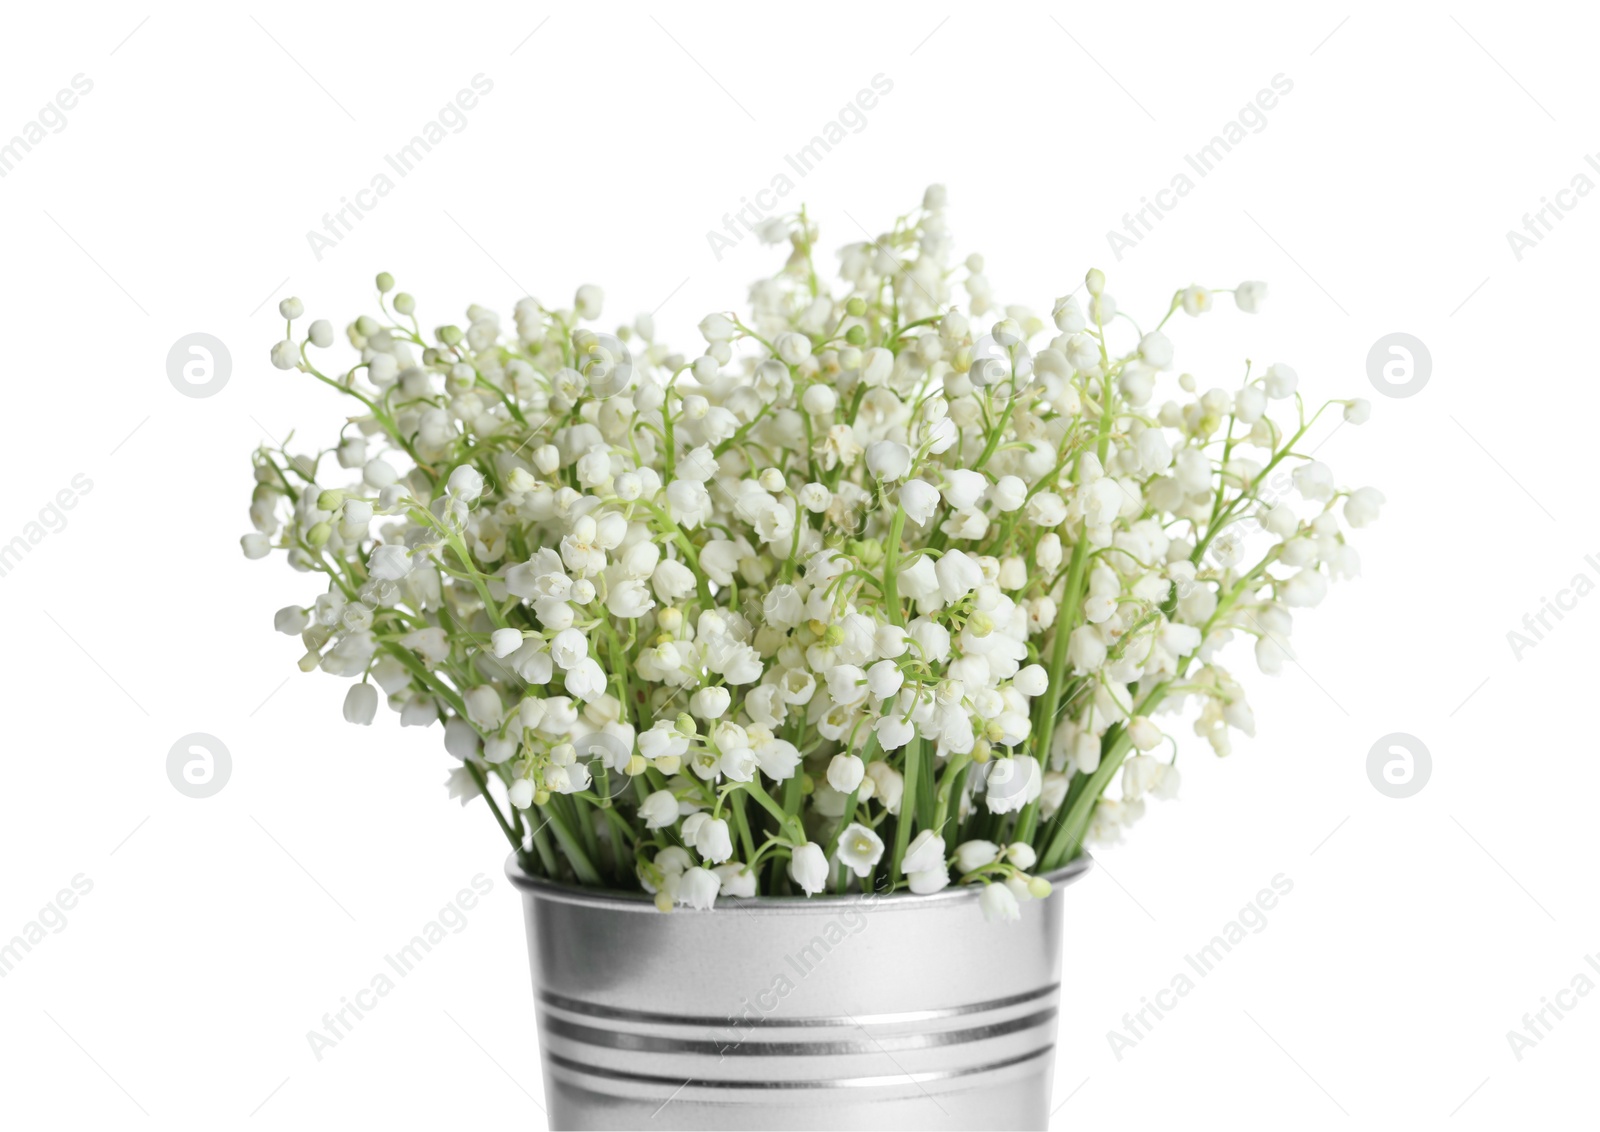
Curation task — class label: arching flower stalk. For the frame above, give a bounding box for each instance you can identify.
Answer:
[244,188,1379,917]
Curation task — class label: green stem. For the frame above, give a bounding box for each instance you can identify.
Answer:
[1040,683,1170,870]
[881,507,908,626]
[744,779,805,843]
[731,793,757,863]
[539,800,604,885]
[890,738,923,886]
[464,761,520,855]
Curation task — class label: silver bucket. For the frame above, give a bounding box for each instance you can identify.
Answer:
[507,854,1092,1131]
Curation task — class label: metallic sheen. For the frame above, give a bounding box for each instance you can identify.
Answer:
[508,854,1091,1130]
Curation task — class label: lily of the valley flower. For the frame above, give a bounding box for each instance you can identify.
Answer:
[244,188,1375,913]
[836,823,885,879]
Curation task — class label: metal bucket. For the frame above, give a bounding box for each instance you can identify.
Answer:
[507,854,1092,1131]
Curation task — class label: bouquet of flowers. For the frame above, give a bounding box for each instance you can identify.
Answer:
[243,187,1379,918]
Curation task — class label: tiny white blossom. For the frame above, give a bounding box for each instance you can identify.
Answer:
[1344,486,1385,528]
[980,882,1021,922]
[241,192,1374,906]
[676,866,719,910]
[901,830,946,874]
[835,822,884,879]
[1264,363,1298,400]
[866,440,912,481]
[343,683,377,725]
[827,753,865,794]
[789,842,829,894]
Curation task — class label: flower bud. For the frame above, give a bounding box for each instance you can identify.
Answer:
[1264,363,1298,399]
[827,753,865,793]
[343,683,378,725]
[1007,842,1038,870]
[274,606,308,634]
[866,440,912,481]
[575,284,604,320]
[774,332,811,366]
[802,384,837,415]
[691,686,731,720]
[491,628,522,658]
[448,464,484,500]
[788,842,828,895]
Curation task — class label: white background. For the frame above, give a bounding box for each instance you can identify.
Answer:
[0,2,1593,1129]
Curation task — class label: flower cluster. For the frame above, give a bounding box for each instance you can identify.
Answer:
[244,187,1378,918]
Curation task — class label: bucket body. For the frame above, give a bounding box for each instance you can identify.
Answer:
[508,855,1090,1130]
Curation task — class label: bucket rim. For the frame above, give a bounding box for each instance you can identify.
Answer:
[505,851,1093,913]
